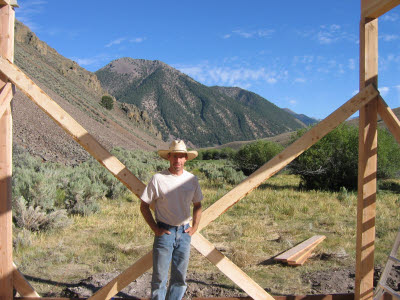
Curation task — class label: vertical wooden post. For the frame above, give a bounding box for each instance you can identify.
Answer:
[0,2,15,300]
[355,4,378,299]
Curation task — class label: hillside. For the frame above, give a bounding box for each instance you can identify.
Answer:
[282,108,318,126]
[96,58,306,147]
[13,21,167,164]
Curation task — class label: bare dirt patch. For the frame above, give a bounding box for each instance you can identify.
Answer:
[61,265,400,298]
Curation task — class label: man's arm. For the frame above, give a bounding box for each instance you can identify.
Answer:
[140,200,170,236]
[185,202,202,236]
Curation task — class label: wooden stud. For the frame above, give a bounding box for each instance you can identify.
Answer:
[12,262,40,297]
[191,233,274,300]
[361,0,400,19]
[355,13,378,300]
[377,96,400,145]
[0,3,14,300]
[198,85,379,232]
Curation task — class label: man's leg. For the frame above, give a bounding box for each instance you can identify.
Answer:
[152,231,175,300]
[167,225,192,300]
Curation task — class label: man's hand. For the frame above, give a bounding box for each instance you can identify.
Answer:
[154,226,171,236]
[184,226,197,236]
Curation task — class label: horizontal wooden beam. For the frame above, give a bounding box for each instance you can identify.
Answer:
[198,84,379,232]
[0,55,146,198]
[12,262,40,297]
[361,0,400,19]
[377,96,400,145]
[14,294,356,300]
[191,233,274,300]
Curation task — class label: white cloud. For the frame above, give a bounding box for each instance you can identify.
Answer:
[130,37,146,43]
[70,53,118,70]
[105,37,126,48]
[15,0,47,31]
[176,62,285,88]
[381,34,399,42]
[225,28,275,39]
[379,86,390,97]
[382,13,398,22]
[348,58,356,70]
[299,24,357,45]
[294,77,306,83]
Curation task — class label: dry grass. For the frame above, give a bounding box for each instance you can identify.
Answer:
[13,174,400,296]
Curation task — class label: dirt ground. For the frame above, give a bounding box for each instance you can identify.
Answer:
[61,265,400,299]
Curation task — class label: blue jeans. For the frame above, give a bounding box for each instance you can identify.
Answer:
[151,222,192,300]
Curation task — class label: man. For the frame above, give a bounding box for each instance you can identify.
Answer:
[140,140,203,300]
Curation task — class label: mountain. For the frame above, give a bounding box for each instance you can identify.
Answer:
[283,108,318,126]
[96,58,306,147]
[13,20,167,165]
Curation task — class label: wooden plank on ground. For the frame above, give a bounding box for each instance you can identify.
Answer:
[274,235,325,262]
[198,84,379,232]
[0,55,146,198]
[191,233,274,300]
[287,243,319,266]
[0,82,13,118]
[12,262,40,297]
[377,96,400,146]
[361,0,400,19]
[287,238,325,265]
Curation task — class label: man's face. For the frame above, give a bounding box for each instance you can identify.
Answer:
[168,152,187,174]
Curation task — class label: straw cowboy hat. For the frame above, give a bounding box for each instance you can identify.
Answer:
[158,140,198,161]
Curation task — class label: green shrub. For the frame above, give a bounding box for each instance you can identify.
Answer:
[289,124,400,191]
[197,147,236,161]
[100,95,114,110]
[234,140,284,175]
[197,162,245,185]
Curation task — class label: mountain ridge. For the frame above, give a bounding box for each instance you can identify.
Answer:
[96,58,307,147]
[13,20,167,165]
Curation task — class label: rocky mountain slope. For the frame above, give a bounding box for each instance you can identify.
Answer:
[13,21,167,164]
[96,58,306,147]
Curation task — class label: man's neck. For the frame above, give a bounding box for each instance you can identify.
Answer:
[168,167,184,176]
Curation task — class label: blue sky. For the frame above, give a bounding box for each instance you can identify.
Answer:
[15,1,400,119]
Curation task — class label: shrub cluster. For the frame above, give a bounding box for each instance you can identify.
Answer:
[289,124,400,191]
[12,146,168,232]
[197,147,236,160]
[100,95,114,110]
[233,140,284,175]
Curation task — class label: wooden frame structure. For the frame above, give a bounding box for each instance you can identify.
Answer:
[1,1,400,299]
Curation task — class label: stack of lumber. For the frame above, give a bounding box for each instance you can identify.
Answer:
[274,235,326,266]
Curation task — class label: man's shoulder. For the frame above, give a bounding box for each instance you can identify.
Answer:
[182,170,198,180]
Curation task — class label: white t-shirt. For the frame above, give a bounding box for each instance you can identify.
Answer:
[141,169,203,226]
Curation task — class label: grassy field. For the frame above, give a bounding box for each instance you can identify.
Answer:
[13,173,400,296]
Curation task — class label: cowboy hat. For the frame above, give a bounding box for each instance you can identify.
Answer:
[158,140,198,161]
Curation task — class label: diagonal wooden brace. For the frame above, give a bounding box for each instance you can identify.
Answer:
[197,84,379,231]
[0,82,13,119]
[12,262,40,297]
[0,55,146,198]
[377,96,400,145]
[191,233,274,300]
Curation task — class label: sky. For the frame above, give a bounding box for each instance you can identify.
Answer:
[15,1,400,120]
